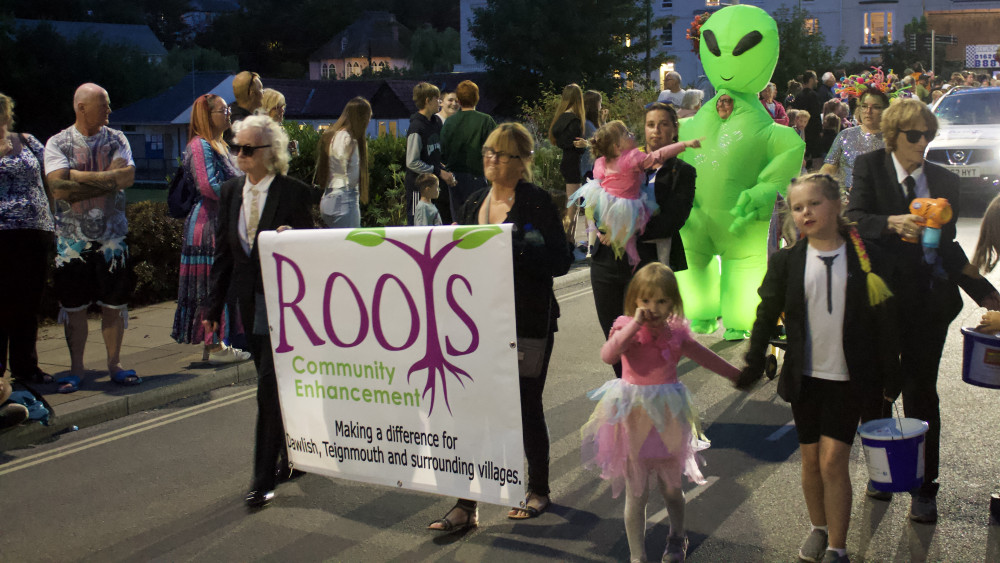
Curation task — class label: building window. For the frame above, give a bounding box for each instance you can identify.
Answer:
[705,0,720,6]
[864,12,892,46]
[804,18,819,35]
[662,26,672,47]
[351,62,361,76]
[661,0,672,7]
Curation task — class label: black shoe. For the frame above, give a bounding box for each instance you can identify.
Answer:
[990,493,1000,521]
[245,489,274,509]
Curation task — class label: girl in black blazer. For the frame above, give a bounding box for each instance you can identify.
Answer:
[739,174,897,563]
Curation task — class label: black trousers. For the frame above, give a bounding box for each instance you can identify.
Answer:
[0,229,53,377]
[898,319,949,497]
[248,332,285,492]
[590,244,659,378]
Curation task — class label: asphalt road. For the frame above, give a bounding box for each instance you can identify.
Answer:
[3,217,1000,562]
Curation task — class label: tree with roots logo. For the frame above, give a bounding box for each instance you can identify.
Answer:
[346,226,504,415]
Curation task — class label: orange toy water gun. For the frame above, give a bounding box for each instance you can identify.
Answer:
[906,197,952,248]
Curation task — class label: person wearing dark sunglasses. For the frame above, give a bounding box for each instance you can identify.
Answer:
[847,98,1000,524]
[204,115,314,510]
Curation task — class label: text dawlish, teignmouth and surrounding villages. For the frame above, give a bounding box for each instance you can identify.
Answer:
[286,420,521,486]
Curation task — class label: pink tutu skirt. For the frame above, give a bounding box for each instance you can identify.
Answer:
[581,379,709,498]
[570,179,657,267]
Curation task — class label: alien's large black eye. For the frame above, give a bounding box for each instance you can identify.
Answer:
[703,29,721,57]
[733,31,763,56]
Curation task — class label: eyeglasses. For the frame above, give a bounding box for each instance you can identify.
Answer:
[482,147,521,163]
[899,129,935,143]
[230,144,271,156]
[212,107,232,115]
[717,98,734,106]
[860,104,884,112]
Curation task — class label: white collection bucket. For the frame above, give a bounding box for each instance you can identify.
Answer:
[857,417,929,493]
[960,327,1000,389]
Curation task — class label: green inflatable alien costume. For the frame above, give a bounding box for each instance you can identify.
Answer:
[676,5,805,340]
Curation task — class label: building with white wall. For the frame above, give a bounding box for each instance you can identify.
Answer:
[457,0,1000,92]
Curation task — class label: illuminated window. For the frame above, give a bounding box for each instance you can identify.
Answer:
[662,26,672,47]
[864,12,893,46]
[804,18,819,35]
[705,0,720,6]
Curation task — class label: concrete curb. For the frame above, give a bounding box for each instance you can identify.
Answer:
[0,360,258,452]
[1,266,593,452]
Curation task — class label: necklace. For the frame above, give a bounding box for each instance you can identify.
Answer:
[492,191,514,204]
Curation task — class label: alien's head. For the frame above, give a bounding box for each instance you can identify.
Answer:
[699,5,779,94]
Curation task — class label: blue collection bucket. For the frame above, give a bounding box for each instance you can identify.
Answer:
[960,327,1000,389]
[857,417,929,493]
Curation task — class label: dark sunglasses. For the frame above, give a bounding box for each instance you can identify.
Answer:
[899,129,934,143]
[229,143,271,156]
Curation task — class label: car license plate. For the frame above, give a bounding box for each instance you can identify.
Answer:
[947,166,979,178]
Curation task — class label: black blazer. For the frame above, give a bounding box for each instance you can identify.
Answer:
[207,173,315,323]
[744,238,898,403]
[590,156,696,271]
[846,149,970,324]
[458,180,573,338]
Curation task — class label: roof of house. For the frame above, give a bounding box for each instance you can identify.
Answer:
[14,19,167,56]
[111,72,234,125]
[110,72,506,126]
[310,11,411,61]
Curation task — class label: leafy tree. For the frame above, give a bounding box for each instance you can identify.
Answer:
[771,6,846,92]
[409,25,459,74]
[0,19,175,139]
[470,0,654,103]
[1,0,193,47]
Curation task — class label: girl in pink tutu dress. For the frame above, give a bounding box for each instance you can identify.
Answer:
[570,121,700,267]
[581,263,739,563]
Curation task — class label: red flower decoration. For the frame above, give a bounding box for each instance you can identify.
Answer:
[686,13,711,58]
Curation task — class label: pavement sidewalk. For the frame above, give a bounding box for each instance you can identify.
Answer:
[0,264,593,452]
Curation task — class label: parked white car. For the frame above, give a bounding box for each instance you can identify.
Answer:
[925,86,1000,203]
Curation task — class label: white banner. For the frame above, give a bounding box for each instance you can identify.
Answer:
[258,225,525,505]
[966,44,1000,69]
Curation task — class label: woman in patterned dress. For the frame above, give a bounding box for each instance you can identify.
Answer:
[171,94,249,363]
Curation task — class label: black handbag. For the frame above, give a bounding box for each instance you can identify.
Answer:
[167,165,199,219]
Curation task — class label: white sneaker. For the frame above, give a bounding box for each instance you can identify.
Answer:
[208,344,251,364]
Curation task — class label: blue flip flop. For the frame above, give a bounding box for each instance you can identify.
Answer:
[56,375,81,394]
[110,369,142,386]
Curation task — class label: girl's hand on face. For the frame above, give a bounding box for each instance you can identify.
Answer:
[634,307,649,325]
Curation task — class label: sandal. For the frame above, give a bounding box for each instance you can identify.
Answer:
[508,493,549,520]
[110,369,142,386]
[427,502,478,532]
[57,375,82,394]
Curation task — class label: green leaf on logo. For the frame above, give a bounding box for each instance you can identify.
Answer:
[346,228,386,247]
[453,225,503,249]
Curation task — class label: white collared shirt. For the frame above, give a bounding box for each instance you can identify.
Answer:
[804,243,849,381]
[239,173,276,254]
[890,152,929,200]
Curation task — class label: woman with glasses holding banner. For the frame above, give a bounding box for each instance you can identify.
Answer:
[426,122,572,531]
